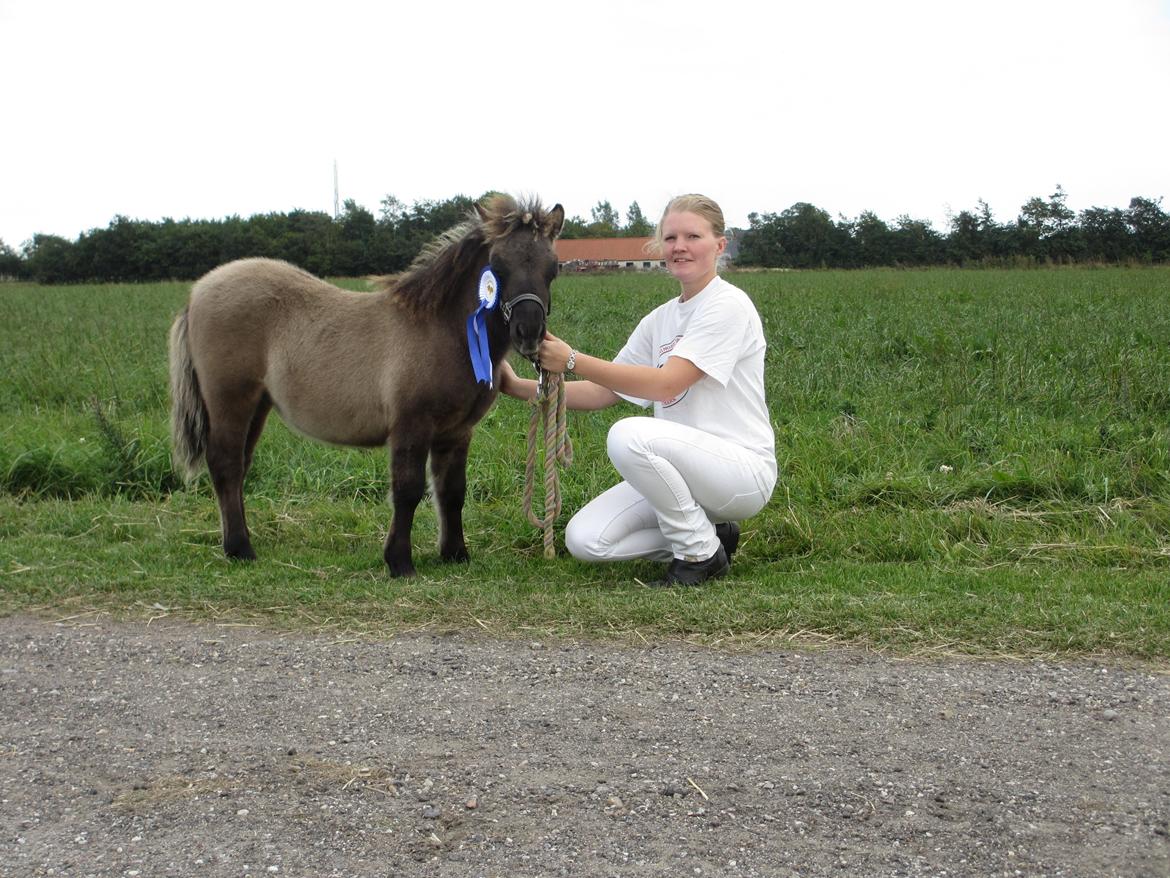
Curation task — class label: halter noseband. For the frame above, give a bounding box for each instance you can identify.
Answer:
[500,291,548,323]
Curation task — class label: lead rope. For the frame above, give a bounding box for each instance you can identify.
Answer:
[523,366,573,558]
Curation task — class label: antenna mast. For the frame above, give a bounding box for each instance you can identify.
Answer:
[333,160,340,220]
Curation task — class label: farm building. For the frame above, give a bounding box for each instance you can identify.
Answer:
[554,237,665,272]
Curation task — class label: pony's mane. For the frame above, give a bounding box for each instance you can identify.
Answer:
[378,194,555,315]
[475,193,557,243]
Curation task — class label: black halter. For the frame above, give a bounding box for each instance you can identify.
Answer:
[500,291,548,323]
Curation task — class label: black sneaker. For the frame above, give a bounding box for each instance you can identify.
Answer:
[649,545,730,588]
[714,522,740,561]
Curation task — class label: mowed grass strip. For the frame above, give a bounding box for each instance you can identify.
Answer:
[2,267,1169,656]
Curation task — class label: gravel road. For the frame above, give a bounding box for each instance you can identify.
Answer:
[1,613,1167,877]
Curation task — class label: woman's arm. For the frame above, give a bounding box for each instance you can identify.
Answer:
[497,359,622,411]
[538,333,705,403]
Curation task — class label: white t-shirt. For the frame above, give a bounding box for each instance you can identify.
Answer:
[613,275,776,474]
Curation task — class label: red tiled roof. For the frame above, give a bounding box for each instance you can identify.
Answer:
[555,237,662,263]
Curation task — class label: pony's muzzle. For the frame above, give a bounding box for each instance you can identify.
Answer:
[504,294,547,357]
[511,316,545,357]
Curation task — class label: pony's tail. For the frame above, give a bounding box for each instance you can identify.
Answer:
[168,307,208,481]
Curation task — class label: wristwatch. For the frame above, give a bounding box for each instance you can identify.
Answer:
[565,350,577,373]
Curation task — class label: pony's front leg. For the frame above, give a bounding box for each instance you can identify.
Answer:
[385,443,428,577]
[430,435,471,564]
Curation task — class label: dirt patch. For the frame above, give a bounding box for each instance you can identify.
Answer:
[1,613,1167,877]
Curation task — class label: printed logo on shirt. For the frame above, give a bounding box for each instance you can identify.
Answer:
[658,335,683,358]
[657,335,688,408]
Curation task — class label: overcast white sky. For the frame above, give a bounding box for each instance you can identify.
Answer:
[3,0,1169,249]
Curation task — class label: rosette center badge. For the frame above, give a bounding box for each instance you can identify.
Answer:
[479,268,498,309]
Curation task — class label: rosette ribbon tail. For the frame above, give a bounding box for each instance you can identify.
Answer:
[466,308,494,387]
[466,266,500,387]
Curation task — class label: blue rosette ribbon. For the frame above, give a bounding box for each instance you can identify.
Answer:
[466,266,499,386]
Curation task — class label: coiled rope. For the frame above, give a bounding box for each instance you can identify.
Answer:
[523,367,573,558]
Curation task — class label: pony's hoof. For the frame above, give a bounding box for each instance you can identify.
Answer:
[387,564,416,578]
[224,543,257,561]
[441,547,470,564]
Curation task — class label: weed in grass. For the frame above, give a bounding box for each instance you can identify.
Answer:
[91,396,182,499]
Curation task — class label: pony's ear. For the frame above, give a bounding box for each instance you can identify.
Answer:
[475,201,492,223]
[542,204,565,240]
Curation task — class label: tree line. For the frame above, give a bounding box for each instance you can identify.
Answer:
[2,186,1167,284]
[737,188,1170,268]
[1,195,484,284]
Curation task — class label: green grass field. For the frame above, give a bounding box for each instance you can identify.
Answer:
[2,267,1169,657]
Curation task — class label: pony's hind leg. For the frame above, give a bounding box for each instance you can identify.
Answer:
[430,435,471,564]
[384,442,429,577]
[205,390,266,561]
[243,393,273,477]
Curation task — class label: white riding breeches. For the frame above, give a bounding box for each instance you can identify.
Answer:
[564,416,776,563]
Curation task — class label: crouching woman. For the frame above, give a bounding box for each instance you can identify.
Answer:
[499,194,776,586]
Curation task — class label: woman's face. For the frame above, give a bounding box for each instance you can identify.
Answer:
[660,210,726,291]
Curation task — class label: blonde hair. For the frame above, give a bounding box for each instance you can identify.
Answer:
[649,194,727,254]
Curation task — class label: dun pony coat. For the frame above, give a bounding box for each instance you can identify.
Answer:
[169,194,565,576]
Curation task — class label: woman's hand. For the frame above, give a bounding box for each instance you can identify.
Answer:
[531,332,619,410]
[538,332,573,373]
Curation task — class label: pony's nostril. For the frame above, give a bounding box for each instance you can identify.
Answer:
[513,324,543,354]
